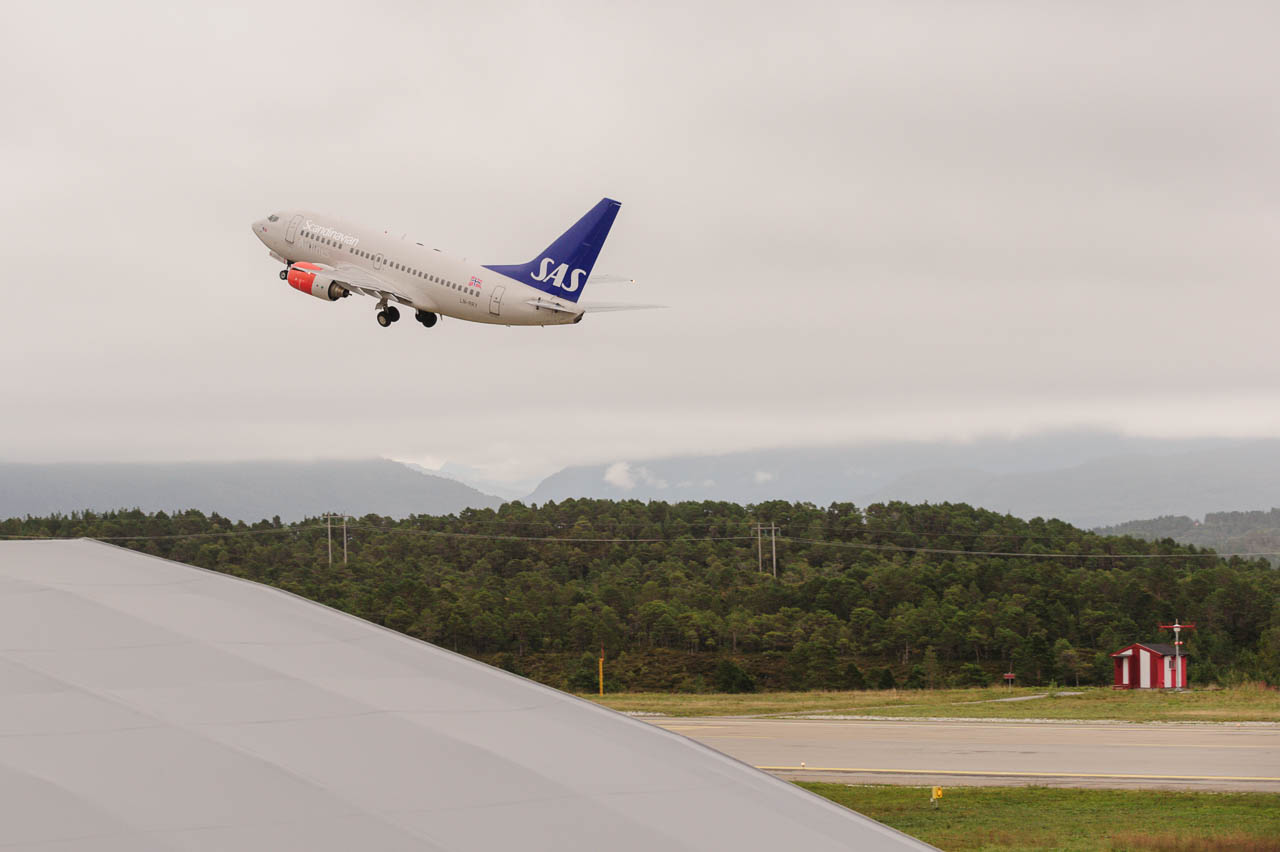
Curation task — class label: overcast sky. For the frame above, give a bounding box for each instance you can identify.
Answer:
[2,1,1277,487]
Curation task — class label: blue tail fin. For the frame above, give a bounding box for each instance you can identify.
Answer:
[484,198,620,303]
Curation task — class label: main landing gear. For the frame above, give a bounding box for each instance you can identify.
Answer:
[375,305,437,330]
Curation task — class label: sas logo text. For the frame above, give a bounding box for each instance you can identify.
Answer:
[530,257,586,293]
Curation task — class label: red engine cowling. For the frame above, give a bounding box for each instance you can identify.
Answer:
[286,263,348,301]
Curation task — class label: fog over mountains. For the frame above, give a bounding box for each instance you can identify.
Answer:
[525,433,1280,528]
[7,433,1280,528]
[0,460,502,522]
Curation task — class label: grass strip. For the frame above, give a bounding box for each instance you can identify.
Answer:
[800,783,1280,851]
[588,685,1280,723]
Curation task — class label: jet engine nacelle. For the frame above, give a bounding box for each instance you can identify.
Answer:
[286,263,348,301]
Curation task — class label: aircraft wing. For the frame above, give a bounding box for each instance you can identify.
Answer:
[316,264,416,306]
[578,302,666,312]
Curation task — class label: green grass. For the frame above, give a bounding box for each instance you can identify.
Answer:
[586,684,1280,722]
[800,784,1280,851]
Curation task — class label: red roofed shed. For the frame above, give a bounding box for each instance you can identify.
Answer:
[1110,642,1188,689]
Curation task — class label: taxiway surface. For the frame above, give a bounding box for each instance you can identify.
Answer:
[652,717,1280,791]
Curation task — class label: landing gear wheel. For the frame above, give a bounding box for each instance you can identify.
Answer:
[415,310,438,328]
[376,310,392,327]
[279,269,289,280]
[385,306,400,323]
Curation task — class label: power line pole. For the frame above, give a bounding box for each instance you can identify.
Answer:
[756,523,763,573]
[754,522,778,577]
[770,523,778,578]
[323,514,352,566]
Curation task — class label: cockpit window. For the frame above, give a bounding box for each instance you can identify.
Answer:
[267,214,279,222]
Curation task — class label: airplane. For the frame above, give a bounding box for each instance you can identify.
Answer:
[250,198,651,329]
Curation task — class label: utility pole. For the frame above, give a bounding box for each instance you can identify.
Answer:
[770,523,777,578]
[323,514,352,566]
[755,522,778,576]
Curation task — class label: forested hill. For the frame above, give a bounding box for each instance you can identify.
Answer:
[6,501,1277,691]
[1098,510,1280,562]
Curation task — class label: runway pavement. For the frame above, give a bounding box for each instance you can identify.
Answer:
[651,717,1280,791]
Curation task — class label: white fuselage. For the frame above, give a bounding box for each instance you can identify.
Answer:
[251,210,582,326]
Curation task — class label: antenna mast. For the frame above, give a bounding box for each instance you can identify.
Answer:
[1158,620,1196,689]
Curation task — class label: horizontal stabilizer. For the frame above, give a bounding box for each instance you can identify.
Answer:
[523,298,579,315]
[579,302,665,312]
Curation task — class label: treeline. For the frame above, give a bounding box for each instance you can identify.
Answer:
[1099,510,1280,563]
[5,500,1278,691]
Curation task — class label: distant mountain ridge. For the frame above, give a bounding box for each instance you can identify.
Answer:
[1098,509,1280,560]
[400,461,535,501]
[0,460,502,522]
[11,433,1280,529]
[525,434,1280,528]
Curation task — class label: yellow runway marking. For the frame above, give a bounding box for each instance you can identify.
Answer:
[757,766,1280,782]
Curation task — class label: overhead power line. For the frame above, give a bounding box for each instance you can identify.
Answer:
[1,523,1270,559]
[4,509,1220,549]
[0,526,323,542]
[346,523,757,544]
[777,536,1233,559]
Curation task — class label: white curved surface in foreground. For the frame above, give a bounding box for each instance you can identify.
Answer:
[0,540,933,851]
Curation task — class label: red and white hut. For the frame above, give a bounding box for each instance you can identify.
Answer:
[1110,642,1188,689]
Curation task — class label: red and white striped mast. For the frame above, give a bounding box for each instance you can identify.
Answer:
[1158,620,1195,688]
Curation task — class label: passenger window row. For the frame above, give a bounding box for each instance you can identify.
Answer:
[303,231,345,249]
[305,233,463,290]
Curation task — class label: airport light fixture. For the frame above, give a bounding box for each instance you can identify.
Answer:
[1158,620,1195,689]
